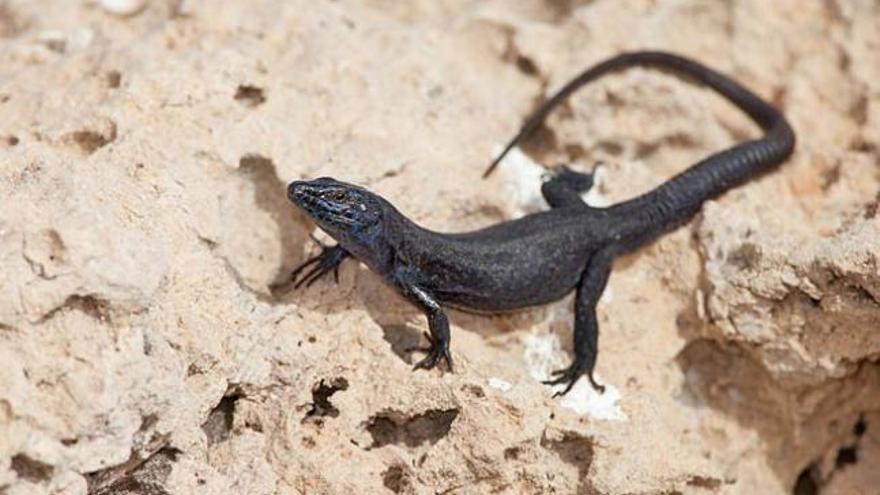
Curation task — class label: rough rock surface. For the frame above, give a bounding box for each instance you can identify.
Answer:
[1,1,878,494]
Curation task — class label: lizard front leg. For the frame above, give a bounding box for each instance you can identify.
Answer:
[544,244,616,396]
[396,280,453,372]
[290,240,350,288]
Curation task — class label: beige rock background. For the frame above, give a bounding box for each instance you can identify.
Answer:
[1,0,878,494]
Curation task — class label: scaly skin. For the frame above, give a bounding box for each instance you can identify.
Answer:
[286,51,795,396]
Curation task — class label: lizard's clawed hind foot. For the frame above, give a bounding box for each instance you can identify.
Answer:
[542,363,605,398]
[546,164,595,192]
[540,164,599,208]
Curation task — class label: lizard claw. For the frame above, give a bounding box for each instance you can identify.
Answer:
[411,332,453,372]
[290,244,348,289]
[546,164,594,191]
[542,363,605,397]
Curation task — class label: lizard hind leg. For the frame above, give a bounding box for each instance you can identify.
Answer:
[543,244,616,397]
[541,164,596,208]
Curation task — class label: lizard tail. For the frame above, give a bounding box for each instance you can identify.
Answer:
[483,50,795,181]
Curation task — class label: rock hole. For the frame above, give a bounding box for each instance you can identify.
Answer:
[235,85,266,107]
[40,34,66,53]
[821,162,842,191]
[38,294,111,323]
[848,136,876,153]
[197,235,218,250]
[848,94,868,126]
[854,415,867,437]
[503,446,521,460]
[633,132,697,160]
[382,464,411,494]
[501,35,542,79]
[304,377,349,421]
[542,0,593,23]
[848,284,879,306]
[11,454,54,482]
[564,143,586,162]
[596,139,624,157]
[244,416,263,433]
[69,121,117,155]
[541,431,593,481]
[202,389,242,446]
[517,120,559,165]
[107,70,122,88]
[139,413,159,434]
[863,191,880,219]
[834,445,857,468]
[687,475,722,490]
[142,332,153,356]
[365,408,459,449]
[514,55,539,77]
[66,294,109,320]
[24,228,66,279]
[463,384,485,398]
[792,462,819,495]
[3,135,18,146]
[727,243,762,271]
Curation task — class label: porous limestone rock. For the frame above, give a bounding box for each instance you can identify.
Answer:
[0,1,877,494]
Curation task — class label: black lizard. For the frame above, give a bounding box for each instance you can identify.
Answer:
[286,51,795,396]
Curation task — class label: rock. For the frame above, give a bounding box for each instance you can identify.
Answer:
[0,0,877,494]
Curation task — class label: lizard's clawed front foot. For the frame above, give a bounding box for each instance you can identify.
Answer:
[542,362,605,397]
[410,332,454,372]
[290,242,348,288]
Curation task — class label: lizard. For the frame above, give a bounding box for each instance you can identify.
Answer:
[285,51,795,396]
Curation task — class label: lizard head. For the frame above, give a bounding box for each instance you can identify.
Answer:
[287,177,389,260]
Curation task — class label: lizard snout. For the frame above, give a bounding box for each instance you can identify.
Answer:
[287,181,309,203]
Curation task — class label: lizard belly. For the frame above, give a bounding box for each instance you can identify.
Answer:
[399,207,597,312]
[423,245,588,311]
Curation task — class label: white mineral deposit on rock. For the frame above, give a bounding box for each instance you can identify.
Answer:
[494,144,546,217]
[99,0,146,16]
[488,377,513,392]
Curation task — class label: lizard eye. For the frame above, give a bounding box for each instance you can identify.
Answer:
[326,190,346,201]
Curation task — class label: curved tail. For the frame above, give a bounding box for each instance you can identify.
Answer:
[483,52,796,212]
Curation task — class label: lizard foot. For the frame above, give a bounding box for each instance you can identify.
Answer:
[290,241,348,289]
[410,332,453,372]
[542,363,605,397]
[546,164,594,191]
